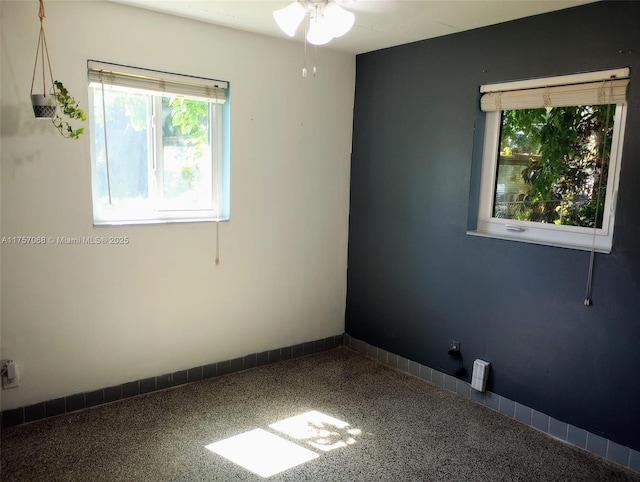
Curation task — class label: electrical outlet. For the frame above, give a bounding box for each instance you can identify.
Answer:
[450,340,460,352]
[2,361,20,389]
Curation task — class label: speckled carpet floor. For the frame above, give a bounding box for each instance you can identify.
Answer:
[1,347,639,482]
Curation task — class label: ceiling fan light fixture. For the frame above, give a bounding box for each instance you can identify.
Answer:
[306,12,333,45]
[274,0,356,44]
[323,2,354,38]
[273,1,306,37]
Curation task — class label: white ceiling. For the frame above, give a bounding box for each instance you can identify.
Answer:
[109,0,598,55]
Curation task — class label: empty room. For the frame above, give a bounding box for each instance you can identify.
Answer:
[1,0,639,480]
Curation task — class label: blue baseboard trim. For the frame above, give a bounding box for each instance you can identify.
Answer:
[0,334,344,429]
[344,334,640,475]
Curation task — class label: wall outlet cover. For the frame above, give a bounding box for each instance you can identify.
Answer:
[2,363,20,389]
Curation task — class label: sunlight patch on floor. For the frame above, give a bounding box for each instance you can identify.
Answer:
[205,411,363,478]
[270,410,361,452]
[205,428,319,478]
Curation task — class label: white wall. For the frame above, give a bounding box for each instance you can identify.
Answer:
[0,0,354,410]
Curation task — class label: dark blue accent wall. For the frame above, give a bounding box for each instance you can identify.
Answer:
[347,1,640,450]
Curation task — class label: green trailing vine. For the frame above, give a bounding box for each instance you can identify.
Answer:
[52,80,86,139]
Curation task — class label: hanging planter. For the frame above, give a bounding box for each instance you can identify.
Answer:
[31,93,57,119]
[30,0,86,139]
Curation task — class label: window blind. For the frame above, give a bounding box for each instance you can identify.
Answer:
[87,60,228,103]
[481,79,629,111]
[480,70,629,112]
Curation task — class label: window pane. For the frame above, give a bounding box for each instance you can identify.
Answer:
[91,86,150,209]
[89,65,228,225]
[160,97,213,210]
[494,105,615,228]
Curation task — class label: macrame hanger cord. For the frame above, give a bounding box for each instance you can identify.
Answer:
[30,0,55,96]
[584,79,614,306]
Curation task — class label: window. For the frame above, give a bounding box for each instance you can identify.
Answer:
[470,68,629,253]
[88,61,229,225]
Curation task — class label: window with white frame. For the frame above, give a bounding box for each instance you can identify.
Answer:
[88,61,229,225]
[470,68,629,253]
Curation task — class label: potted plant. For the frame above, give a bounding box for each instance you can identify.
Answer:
[30,0,86,139]
[31,92,57,119]
[51,80,86,139]
[31,81,86,139]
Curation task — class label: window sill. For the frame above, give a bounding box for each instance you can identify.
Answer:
[93,217,229,227]
[466,229,611,254]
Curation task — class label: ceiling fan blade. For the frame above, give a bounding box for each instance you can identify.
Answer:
[335,0,397,13]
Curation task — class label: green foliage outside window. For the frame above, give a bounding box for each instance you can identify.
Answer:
[496,104,614,228]
[162,97,211,201]
[164,97,209,148]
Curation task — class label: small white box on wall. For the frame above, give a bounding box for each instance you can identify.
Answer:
[471,359,490,392]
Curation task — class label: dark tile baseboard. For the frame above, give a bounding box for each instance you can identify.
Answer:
[343,334,640,475]
[1,334,344,429]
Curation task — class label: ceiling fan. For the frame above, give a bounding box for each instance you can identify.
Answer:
[273,0,359,46]
[273,0,393,77]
